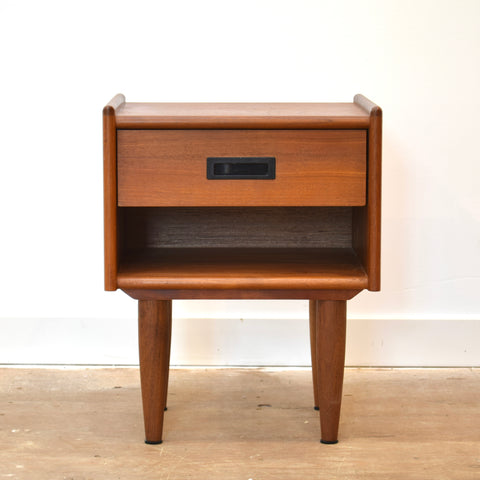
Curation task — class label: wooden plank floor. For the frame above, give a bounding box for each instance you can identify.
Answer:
[0,368,479,479]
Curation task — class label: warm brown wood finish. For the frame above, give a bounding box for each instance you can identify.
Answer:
[315,300,347,443]
[353,94,382,291]
[366,108,382,290]
[103,95,382,444]
[309,300,319,410]
[117,248,368,291]
[115,102,370,129]
[117,130,366,207]
[103,94,125,291]
[138,300,172,444]
[120,207,353,249]
[124,289,361,301]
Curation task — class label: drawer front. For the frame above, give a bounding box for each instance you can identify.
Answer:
[117,130,366,207]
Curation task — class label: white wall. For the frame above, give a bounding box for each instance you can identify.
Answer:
[0,0,479,366]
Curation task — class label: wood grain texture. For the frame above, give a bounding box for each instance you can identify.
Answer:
[352,94,382,291]
[102,95,382,445]
[103,94,125,290]
[138,300,172,444]
[5,368,479,476]
[117,130,367,207]
[309,300,319,410]
[123,288,362,301]
[366,107,382,290]
[115,102,370,129]
[117,248,368,291]
[120,207,352,249]
[315,300,347,443]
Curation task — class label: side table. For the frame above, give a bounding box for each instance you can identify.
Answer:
[103,95,382,444]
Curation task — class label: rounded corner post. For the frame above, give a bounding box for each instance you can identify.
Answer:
[103,95,124,292]
[368,103,382,291]
[352,94,382,292]
[353,94,381,117]
[106,93,126,110]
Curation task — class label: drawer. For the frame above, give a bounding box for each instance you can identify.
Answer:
[117,130,366,207]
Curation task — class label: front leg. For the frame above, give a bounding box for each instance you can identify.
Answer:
[138,299,172,444]
[315,300,347,444]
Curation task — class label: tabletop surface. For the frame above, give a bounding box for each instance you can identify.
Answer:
[114,102,370,128]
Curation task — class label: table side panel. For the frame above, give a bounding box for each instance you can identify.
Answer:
[352,108,382,291]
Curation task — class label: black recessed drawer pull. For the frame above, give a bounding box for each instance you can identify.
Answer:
[207,157,276,180]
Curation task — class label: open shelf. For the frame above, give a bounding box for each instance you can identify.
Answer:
[117,247,367,290]
[116,206,369,293]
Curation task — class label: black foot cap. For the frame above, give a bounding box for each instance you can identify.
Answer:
[314,406,319,411]
[164,407,168,411]
[321,439,339,445]
[145,440,163,445]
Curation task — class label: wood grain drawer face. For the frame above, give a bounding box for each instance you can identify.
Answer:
[117,130,366,207]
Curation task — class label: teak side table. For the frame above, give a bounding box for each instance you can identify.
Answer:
[103,95,382,444]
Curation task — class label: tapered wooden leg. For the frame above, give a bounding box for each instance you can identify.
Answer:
[138,299,172,444]
[315,300,347,444]
[309,300,319,410]
[163,317,172,412]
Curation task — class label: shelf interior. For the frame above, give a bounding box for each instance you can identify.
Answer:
[117,247,367,290]
[119,207,352,249]
[116,206,367,291]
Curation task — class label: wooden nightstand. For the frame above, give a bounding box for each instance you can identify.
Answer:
[103,95,382,444]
